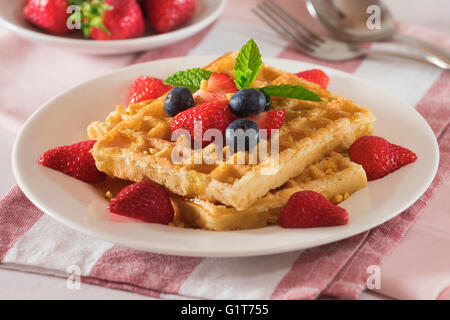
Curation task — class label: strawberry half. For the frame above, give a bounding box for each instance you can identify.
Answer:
[206,73,238,94]
[349,136,418,181]
[128,76,173,104]
[146,0,197,33]
[193,73,237,103]
[108,181,174,224]
[295,69,329,89]
[279,190,348,228]
[247,109,286,137]
[169,100,235,146]
[38,140,105,183]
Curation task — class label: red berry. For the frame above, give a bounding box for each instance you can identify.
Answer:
[23,0,71,35]
[247,109,286,137]
[295,69,329,89]
[193,73,237,103]
[193,89,224,103]
[128,76,173,104]
[169,100,235,146]
[38,140,105,183]
[279,191,348,228]
[349,136,418,181]
[89,0,145,40]
[108,181,174,224]
[146,0,197,33]
[206,73,238,94]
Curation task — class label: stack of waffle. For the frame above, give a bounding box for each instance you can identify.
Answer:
[88,53,375,230]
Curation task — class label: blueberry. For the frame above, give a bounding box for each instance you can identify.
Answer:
[225,119,260,152]
[164,86,194,117]
[261,91,272,111]
[228,89,266,117]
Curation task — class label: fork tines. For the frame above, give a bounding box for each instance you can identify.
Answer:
[252,0,324,53]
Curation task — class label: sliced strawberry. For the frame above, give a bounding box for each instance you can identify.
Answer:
[192,89,225,103]
[279,190,348,228]
[108,181,174,224]
[206,73,238,94]
[247,109,286,137]
[38,140,105,183]
[169,100,235,146]
[193,73,237,103]
[295,69,329,89]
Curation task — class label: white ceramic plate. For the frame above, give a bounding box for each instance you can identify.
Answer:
[0,0,227,55]
[12,56,439,257]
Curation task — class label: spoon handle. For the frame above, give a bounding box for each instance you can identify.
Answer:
[393,33,450,65]
[359,47,450,70]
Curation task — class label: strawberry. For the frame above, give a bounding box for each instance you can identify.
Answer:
[193,89,224,103]
[295,69,329,89]
[206,73,238,94]
[349,136,418,181]
[108,181,174,224]
[146,0,197,33]
[279,191,348,228]
[38,140,105,183]
[247,109,286,137]
[23,0,71,35]
[77,0,145,40]
[169,100,235,146]
[128,76,173,104]
[193,73,237,103]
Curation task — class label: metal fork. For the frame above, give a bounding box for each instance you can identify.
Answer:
[253,0,449,70]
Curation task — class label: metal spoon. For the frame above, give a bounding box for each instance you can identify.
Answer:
[306,0,450,66]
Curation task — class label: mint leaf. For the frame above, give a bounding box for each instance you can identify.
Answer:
[164,68,213,92]
[234,39,262,89]
[258,84,322,101]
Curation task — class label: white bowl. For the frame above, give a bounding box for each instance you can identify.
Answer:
[0,0,227,55]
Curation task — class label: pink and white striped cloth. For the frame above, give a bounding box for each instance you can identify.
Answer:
[1,0,449,300]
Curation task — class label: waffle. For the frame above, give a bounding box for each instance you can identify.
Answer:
[91,53,375,210]
[171,152,366,230]
[87,99,154,140]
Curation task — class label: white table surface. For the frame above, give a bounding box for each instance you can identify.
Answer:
[0,0,448,300]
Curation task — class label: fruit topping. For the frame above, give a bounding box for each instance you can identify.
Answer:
[228,88,267,117]
[295,69,329,89]
[225,119,260,152]
[128,76,173,104]
[164,86,194,117]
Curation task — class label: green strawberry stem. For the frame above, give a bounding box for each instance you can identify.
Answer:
[68,0,113,37]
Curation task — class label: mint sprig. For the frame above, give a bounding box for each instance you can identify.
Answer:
[163,39,322,102]
[259,84,321,101]
[164,68,213,92]
[233,39,262,90]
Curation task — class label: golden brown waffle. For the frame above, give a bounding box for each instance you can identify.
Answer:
[171,152,367,230]
[91,53,375,210]
[87,99,154,140]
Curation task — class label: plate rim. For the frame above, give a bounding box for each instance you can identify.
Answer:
[11,55,440,257]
